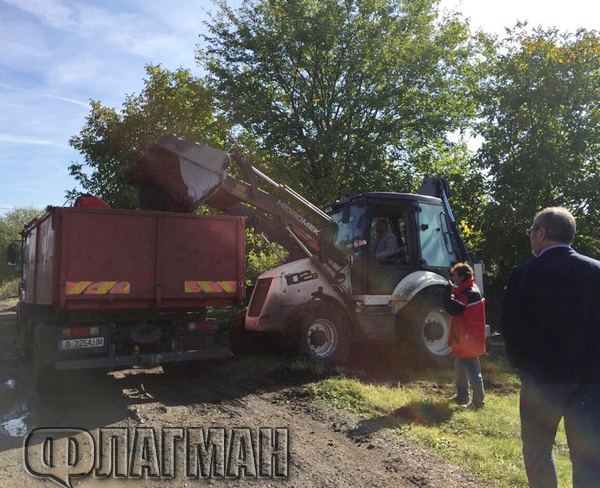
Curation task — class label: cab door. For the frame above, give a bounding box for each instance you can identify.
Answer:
[328,203,370,295]
[416,201,459,274]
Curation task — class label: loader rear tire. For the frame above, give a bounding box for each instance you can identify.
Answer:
[299,306,350,365]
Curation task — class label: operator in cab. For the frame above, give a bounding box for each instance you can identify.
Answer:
[369,218,400,259]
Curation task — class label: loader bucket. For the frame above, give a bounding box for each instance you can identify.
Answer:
[124,134,230,212]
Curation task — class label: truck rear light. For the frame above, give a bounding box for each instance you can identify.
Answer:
[62,326,100,338]
[248,278,273,317]
[187,320,217,332]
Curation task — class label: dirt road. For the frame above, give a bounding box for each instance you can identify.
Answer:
[0,301,486,487]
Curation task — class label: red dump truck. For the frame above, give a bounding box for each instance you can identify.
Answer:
[13,206,245,389]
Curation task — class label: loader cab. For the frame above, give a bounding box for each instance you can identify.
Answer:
[326,193,461,295]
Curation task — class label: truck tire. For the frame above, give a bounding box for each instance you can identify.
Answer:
[162,361,195,376]
[299,306,350,365]
[32,324,58,392]
[15,303,32,361]
[403,287,453,369]
[229,326,273,356]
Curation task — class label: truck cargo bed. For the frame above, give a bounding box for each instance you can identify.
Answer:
[23,207,245,310]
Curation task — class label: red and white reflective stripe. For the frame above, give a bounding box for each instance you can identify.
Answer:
[62,326,100,338]
[65,281,130,295]
[187,320,218,332]
[184,281,238,294]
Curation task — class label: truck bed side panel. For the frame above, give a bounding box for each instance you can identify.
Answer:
[52,208,244,310]
[60,210,157,307]
[160,215,244,301]
[23,208,245,310]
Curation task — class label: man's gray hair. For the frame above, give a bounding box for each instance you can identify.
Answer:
[533,207,576,244]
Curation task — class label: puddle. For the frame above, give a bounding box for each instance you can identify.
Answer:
[0,403,30,438]
[1,414,29,437]
[3,379,15,390]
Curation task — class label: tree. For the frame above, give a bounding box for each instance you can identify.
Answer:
[0,207,40,283]
[68,65,287,281]
[68,65,230,208]
[200,0,481,205]
[477,26,600,278]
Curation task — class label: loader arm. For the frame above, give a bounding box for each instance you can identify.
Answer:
[219,203,304,259]
[124,134,333,256]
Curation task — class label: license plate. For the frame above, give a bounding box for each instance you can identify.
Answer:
[60,337,105,350]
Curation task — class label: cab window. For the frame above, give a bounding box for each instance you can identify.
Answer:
[417,202,457,268]
[329,204,368,254]
[368,215,408,260]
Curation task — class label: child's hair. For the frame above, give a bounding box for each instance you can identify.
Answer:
[450,262,473,280]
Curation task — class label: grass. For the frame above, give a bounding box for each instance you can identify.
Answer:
[310,355,572,488]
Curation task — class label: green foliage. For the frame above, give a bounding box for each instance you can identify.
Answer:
[68,65,282,284]
[477,26,600,279]
[245,229,286,284]
[68,65,230,208]
[200,0,481,205]
[0,207,40,283]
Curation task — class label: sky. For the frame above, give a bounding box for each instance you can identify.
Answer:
[0,0,599,215]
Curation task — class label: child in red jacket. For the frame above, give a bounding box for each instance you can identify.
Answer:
[444,262,486,408]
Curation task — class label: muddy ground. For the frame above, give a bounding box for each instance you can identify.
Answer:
[0,301,489,487]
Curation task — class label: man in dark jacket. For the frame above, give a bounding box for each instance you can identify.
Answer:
[501,207,600,488]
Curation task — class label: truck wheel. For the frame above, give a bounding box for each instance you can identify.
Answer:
[32,325,58,392]
[299,307,350,364]
[162,362,194,376]
[15,303,32,361]
[230,327,277,356]
[403,288,452,368]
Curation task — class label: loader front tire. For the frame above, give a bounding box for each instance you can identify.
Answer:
[403,287,453,369]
